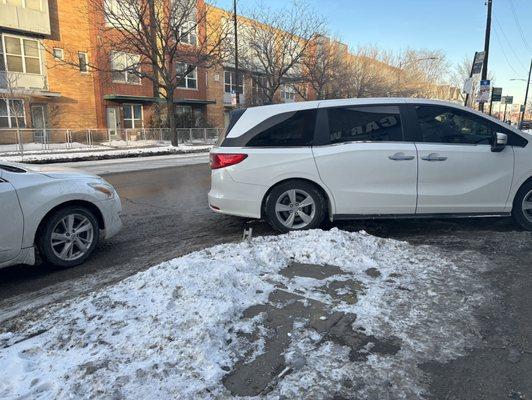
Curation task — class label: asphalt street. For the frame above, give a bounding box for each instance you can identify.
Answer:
[0,157,531,399]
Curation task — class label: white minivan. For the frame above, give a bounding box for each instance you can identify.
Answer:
[208,98,532,232]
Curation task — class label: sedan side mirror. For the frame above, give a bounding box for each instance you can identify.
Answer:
[491,132,508,152]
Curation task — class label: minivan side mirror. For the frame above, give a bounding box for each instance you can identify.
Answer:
[491,132,508,152]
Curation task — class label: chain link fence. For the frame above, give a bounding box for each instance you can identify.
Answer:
[0,128,221,156]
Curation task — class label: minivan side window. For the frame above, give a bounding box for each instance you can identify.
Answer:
[246,110,316,147]
[416,105,493,145]
[327,106,403,144]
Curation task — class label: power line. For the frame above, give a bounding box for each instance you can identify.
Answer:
[508,0,532,53]
[493,15,528,72]
[493,24,522,76]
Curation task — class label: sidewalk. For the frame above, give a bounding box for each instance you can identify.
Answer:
[50,153,210,175]
[0,144,212,164]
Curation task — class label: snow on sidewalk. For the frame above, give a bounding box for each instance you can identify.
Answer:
[0,229,490,399]
[0,145,212,164]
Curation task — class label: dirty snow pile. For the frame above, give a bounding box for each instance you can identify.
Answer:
[0,144,212,163]
[0,229,490,399]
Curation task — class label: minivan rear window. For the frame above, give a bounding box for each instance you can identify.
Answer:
[217,108,246,146]
[246,110,316,147]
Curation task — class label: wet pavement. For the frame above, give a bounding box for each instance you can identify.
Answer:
[0,161,531,399]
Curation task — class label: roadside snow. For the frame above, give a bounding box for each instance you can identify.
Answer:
[0,145,212,163]
[0,229,490,399]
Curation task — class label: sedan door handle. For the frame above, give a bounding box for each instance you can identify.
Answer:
[388,152,415,161]
[421,153,447,162]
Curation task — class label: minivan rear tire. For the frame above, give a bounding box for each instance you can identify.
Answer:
[265,180,326,233]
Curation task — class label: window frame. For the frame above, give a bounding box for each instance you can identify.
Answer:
[0,99,26,128]
[317,104,407,146]
[52,47,64,60]
[111,52,141,85]
[78,51,89,73]
[179,20,198,46]
[1,34,42,75]
[122,103,143,129]
[280,84,296,102]
[224,70,243,95]
[176,62,198,89]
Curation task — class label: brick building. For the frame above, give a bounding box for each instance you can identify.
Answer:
[0,0,461,143]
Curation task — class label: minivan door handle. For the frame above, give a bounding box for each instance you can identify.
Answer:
[388,152,415,161]
[421,153,447,162]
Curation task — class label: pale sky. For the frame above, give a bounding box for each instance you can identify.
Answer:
[214,0,532,105]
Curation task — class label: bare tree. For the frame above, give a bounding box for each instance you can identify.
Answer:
[0,72,26,154]
[296,35,351,100]
[48,0,229,145]
[383,49,449,97]
[237,0,325,103]
[346,46,393,98]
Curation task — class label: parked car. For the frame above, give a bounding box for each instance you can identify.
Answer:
[209,98,532,232]
[0,162,122,269]
[520,120,531,131]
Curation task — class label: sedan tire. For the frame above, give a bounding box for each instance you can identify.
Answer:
[37,206,100,268]
[512,181,532,231]
[265,180,326,233]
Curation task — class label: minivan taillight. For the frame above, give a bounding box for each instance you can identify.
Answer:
[210,153,248,169]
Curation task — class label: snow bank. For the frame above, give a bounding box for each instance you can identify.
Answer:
[0,229,490,399]
[0,145,212,164]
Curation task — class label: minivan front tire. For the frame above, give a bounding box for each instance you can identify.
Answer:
[265,180,326,233]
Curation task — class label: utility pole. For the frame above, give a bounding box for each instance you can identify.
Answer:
[479,0,492,113]
[520,58,532,124]
[233,0,240,106]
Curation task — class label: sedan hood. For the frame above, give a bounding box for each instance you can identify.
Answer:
[23,164,100,179]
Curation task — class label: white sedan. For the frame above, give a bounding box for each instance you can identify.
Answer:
[0,162,122,269]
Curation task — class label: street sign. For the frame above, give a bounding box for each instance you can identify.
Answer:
[491,87,502,102]
[502,96,514,105]
[520,104,525,112]
[476,79,490,103]
[472,52,485,75]
[463,77,473,94]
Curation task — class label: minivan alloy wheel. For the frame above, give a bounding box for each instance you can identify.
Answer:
[523,190,532,223]
[51,214,95,261]
[275,189,316,229]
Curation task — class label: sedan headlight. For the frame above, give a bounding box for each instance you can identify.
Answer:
[88,182,116,199]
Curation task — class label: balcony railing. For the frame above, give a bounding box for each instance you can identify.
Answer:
[0,71,47,91]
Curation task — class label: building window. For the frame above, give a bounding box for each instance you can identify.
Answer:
[180,20,197,46]
[2,35,41,74]
[0,99,26,128]
[122,104,142,129]
[176,63,197,89]
[111,52,141,84]
[252,75,268,103]
[224,70,243,94]
[281,85,296,102]
[78,52,88,73]
[52,48,63,60]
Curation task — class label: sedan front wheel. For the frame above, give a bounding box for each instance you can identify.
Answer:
[38,206,100,268]
[512,182,532,231]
